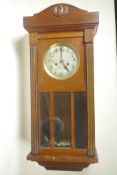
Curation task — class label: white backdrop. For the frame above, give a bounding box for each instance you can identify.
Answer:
[0,0,117,175]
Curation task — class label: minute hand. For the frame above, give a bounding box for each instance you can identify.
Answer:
[60,46,63,62]
[60,46,69,72]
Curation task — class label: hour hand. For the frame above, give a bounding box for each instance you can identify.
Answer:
[60,59,69,72]
[64,65,69,72]
[61,62,69,72]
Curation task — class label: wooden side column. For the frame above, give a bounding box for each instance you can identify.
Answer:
[84,29,95,156]
[30,33,39,154]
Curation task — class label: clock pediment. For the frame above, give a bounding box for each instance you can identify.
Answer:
[23,3,99,32]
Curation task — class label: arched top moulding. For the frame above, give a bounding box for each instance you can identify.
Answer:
[23,3,99,33]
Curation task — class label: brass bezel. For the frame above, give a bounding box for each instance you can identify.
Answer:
[43,43,80,80]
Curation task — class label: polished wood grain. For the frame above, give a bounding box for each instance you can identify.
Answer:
[28,150,97,162]
[85,43,95,156]
[23,3,99,33]
[27,149,98,171]
[37,33,86,92]
[29,33,38,45]
[38,147,87,156]
[23,3,99,171]
[30,46,39,154]
[37,31,83,40]
[84,29,95,156]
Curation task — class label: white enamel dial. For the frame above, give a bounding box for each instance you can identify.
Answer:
[43,43,80,80]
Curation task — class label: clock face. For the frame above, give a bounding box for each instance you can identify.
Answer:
[43,43,80,80]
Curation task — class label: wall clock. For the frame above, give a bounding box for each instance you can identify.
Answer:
[23,3,99,171]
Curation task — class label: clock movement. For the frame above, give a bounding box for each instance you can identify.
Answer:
[23,3,99,171]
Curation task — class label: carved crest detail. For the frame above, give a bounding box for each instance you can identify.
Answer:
[52,4,69,17]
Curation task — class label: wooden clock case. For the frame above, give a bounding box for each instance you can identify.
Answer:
[23,3,99,171]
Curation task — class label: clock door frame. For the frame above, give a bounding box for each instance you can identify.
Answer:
[26,30,97,170]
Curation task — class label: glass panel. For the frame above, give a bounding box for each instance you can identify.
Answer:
[39,92,50,147]
[54,92,71,147]
[74,92,87,148]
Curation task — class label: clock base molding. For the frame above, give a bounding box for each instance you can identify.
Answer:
[27,150,98,171]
